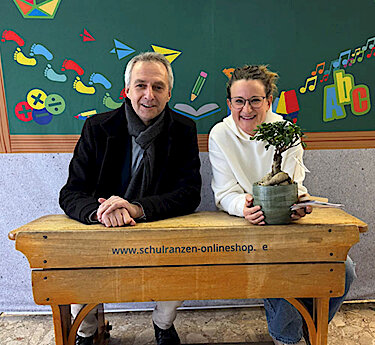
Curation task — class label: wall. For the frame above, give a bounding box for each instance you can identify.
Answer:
[1,150,373,312]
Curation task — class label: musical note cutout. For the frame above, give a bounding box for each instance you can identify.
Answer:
[362,36,375,52]
[299,76,317,94]
[346,48,365,66]
[311,62,325,76]
[320,73,329,83]
[332,50,351,69]
[320,61,335,82]
[366,46,375,59]
[356,48,365,63]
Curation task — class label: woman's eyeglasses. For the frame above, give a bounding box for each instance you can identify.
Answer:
[230,96,266,110]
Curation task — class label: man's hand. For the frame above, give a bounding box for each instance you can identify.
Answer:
[96,196,144,227]
[243,194,265,225]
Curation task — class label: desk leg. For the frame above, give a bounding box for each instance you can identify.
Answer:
[285,298,316,345]
[67,304,98,345]
[51,305,71,345]
[95,303,111,345]
[315,298,329,345]
[50,304,108,345]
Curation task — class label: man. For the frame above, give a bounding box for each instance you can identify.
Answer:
[60,52,202,345]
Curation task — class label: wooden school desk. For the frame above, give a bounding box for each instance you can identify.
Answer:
[8,208,367,345]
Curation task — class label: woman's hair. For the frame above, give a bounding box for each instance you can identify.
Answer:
[226,65,279,99]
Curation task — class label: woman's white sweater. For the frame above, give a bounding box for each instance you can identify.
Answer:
[208,110,308,217]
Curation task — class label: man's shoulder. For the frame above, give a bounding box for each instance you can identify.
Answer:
[86,104,124,127]
[168,107,197,129]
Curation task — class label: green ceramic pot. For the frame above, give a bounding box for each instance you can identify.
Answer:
[252,182,298,225]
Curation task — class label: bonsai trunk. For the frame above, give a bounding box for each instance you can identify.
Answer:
[256,151,291,186]
[272,152,282,176]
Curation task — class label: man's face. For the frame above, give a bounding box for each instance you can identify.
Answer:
[126,61,171,125]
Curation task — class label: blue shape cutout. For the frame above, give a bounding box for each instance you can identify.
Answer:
[30,43,53,60]
[32,108,53,125]
[29,9,49,17]
[272,97,280,113]
[110,39,135,60]
[323,85,346,122]
[89,73,112,89]
[173,108,221,120]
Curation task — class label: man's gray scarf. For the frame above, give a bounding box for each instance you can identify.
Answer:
[124,100,166,200]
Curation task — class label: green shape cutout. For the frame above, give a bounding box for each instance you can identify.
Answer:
[12,0,62,19]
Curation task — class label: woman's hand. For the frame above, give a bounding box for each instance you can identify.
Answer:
[291,193,312,221]
[243,194,265,225]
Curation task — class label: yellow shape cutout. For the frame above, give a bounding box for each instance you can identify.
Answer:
[39,0,60,15]
[73,77,96,95]
[80,110,97,117]
[276,91,288,114]
[14,47,36,66]
[151,45,181,63]
[334,70,353,104]
[27,89,47,110]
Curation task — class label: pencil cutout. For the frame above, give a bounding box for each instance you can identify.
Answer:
[190,71,207,101]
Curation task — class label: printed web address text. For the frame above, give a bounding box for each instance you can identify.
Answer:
[112,243,269,255]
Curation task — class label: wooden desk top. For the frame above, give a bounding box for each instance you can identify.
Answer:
[8,209,367,270]
[8,208,368,239]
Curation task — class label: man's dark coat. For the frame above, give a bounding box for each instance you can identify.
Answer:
[59,102,202,224]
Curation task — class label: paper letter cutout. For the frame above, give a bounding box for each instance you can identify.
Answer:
[323,85,347,122]
[351,85,371,116]
[334,70,354,105]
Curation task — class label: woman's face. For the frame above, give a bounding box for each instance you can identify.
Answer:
[227,79,272,136]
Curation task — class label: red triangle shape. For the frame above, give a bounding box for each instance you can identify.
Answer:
[83,28,95,41]
[16,0,33,14]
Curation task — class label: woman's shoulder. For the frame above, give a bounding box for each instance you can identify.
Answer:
[209,116,236,137]
[265,110,285,123]
[210,120,226,135]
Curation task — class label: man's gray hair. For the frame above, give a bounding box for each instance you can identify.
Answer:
[124,52,174,90]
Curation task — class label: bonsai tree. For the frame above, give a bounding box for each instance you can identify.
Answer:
[250,121,306,186]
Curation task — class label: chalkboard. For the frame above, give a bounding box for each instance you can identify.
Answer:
[1,0,375,152]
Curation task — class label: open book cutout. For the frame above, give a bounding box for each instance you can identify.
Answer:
[173,103,220,120]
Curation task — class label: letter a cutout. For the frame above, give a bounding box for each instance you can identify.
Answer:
[323,85,347,122]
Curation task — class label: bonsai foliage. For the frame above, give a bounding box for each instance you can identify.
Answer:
[251,121,306,186]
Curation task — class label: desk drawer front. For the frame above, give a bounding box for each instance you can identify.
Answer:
[32,263,345,305]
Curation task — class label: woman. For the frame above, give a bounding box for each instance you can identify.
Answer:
[209,65,356,345]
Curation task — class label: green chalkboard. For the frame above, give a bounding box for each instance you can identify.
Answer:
[1,0,375,137]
